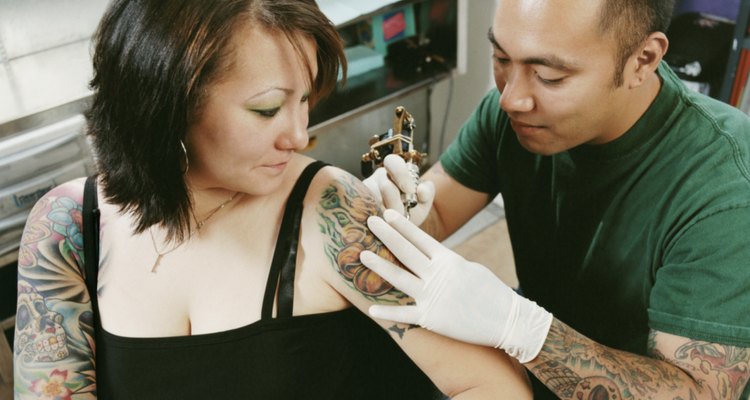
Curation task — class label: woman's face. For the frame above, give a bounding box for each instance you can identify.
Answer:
[185,23,317,196]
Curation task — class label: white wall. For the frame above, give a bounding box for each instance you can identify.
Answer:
[0,0,108,125]
[428,0,497,157]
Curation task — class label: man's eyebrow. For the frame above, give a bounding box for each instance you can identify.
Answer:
[524,55,579,72]
[487,27,579,72]
[487,27,501,51]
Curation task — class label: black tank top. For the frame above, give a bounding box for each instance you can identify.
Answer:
[82,161,443,399]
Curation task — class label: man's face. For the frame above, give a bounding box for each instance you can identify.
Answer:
[491,0,634,155]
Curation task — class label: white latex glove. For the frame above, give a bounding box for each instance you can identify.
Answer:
[362,154,435,226]
[363,209,553,363]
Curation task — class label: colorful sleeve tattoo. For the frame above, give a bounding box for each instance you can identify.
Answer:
[14,185,97,399]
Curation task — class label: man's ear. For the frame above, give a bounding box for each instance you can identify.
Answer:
[626,32,669,88]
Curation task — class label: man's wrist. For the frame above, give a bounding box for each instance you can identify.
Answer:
[500,295,553,363]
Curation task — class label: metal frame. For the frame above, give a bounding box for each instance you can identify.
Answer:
[719,0,750,103]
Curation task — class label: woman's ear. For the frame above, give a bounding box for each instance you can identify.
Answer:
[627,32,669,88]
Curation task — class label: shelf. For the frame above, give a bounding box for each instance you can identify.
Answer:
[310,64,453,129]
[310,71,448,133]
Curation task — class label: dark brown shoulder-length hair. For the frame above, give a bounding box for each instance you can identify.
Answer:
[86,0,346,241]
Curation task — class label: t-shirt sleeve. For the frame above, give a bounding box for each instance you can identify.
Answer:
[439,89,506,195]
[648,204,750,347]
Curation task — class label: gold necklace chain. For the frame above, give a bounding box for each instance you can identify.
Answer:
[149,191,240,273]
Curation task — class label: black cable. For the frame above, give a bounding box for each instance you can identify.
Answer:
[437,73,454,154]
[422,52,454,158]
[425,81,434,159]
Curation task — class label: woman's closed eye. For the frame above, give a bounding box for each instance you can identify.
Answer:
[250,91,309,117]
[252,107,281,118]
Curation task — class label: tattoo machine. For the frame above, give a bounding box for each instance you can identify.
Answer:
[361,106,427,219]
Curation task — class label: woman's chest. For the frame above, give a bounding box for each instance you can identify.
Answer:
[95,230,345,337]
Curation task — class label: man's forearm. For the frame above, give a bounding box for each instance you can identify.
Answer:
[524,319,743,400]
[419,208,448,241]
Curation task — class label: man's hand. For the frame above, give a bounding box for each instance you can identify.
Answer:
[362,209,553,363]
[362,154,435,226]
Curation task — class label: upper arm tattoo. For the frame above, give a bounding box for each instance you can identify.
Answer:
[316,173,417,337]
[317,173,408,302]
[14,193,97,398]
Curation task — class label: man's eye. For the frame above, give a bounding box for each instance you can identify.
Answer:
[253,107,280,117]
[537,76,564,85]
[495,57,510,65]
[301,93,310,103]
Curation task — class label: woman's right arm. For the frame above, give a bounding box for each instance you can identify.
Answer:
[311,168,531,399]
[13,178,97,399]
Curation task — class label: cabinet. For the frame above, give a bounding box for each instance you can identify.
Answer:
[307,0,458,175]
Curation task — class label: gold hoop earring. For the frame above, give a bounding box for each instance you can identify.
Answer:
[180,140,189,174]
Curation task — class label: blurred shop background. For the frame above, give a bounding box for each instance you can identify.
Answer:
[0,0,748,396]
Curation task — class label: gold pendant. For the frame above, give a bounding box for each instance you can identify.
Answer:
[151,254,163,273]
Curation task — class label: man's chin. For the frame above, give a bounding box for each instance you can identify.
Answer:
[516,135,563,156]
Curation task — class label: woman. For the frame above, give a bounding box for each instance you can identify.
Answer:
[13,1,531,398]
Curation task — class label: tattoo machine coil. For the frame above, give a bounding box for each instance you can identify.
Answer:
[361,106,426,218]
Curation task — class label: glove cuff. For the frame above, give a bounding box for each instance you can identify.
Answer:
[496,294,553,364]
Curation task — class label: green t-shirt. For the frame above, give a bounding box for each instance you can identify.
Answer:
[441,63,750,361]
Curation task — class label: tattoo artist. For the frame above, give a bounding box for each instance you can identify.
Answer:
[361,0,750,398]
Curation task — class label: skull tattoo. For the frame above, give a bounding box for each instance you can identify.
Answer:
[14,280,70,363]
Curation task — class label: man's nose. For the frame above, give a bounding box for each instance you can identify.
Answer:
[498,72,534,113]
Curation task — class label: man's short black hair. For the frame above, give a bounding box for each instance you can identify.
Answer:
[599,0,675,86]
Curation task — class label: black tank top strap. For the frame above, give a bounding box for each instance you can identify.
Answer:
[82,175,101,328]
[261,161,328,320]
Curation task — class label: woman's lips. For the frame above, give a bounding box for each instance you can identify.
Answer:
[262,160,289,172]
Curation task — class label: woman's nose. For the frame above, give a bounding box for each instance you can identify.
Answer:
[277,107,309,150]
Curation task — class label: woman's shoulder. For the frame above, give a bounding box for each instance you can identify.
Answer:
[38,176,88,204]
[302,160,378,211]
[296,156,352,179]
[20,176,87,247]
[18,177,90,278]
[25,177,89,225]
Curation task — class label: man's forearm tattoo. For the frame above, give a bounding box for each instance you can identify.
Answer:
[669,338,750,398]
[530,319,750,400]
